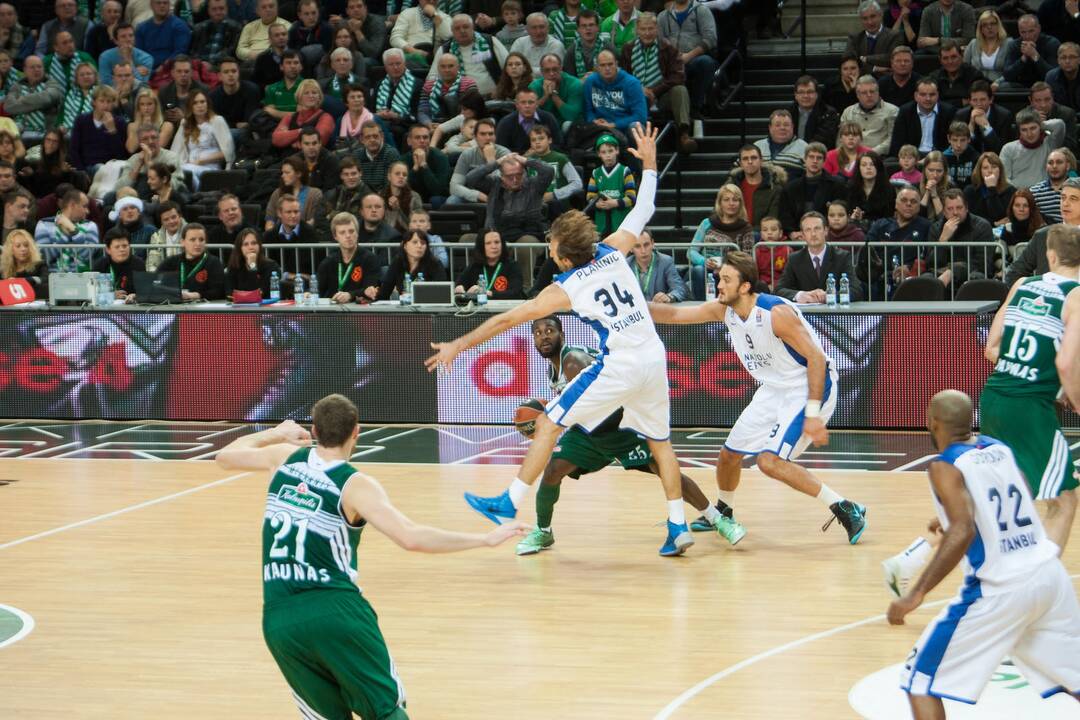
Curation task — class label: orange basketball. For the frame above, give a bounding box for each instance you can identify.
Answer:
[514,398,546,437]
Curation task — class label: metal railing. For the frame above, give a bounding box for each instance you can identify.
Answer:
[713,47,746,146]
[754,240,1011,301]
[778,0,808,75]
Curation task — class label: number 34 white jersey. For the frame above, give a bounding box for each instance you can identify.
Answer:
[554,242,665,358]
[935,436,1057,596]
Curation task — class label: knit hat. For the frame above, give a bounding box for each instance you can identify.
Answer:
[108,196,144,222]
[595,134,619,150]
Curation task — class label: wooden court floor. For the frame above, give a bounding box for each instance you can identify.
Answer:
[1,459,1078,719]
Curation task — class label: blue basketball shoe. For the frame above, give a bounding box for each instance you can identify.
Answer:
[464,490,517,525]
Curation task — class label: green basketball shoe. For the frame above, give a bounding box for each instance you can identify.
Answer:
[711,514,747,545]
[516,528,555,555]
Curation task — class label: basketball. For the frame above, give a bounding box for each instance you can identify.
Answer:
[514,399,546,437]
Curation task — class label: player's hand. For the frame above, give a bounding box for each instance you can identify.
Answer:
[927,517,943,536]
[803,416,828,446]
[426,340,461,372]
[484,520,531,546]
[275,419,311,446]
[628,121,659,172]
[887,589,925,625]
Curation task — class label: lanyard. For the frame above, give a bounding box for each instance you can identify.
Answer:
[338,260,355,290]
[180,254,206,286]
[482,262,501,292]
[635,258,654,293]
[109,265,116,285]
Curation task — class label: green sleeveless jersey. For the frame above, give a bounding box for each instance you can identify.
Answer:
[592,163,631,234]
[262,447,365,605]
[549,344,601,393]
[984,272,1079,400]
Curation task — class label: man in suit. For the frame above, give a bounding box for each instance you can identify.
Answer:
[1005,179,1080,285]
[775,211,863,303]
[954,80,1016,155]
[846,1,903,75]
[1001,14,1060,90]
[494,87,562,154]
[1030,81,1078,155]
[889,78,957,157]
[627,229,689,303]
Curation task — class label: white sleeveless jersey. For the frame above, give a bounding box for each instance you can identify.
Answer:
[554,242,665,357]
[724,294,831,389]
[935,436,1057,596]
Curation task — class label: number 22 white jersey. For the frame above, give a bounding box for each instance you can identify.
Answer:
[935,436,1057,596]
[554,243,665,358]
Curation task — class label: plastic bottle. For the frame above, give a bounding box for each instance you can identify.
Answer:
[269,271,280,301]
[100,273,114,307]
[825,273,838,308]
[705,271,717,302]
[839,273,850,307]
[400,273,412,306]
[307,272,319,306]
[476,274,488,305]
[294,274,305,305]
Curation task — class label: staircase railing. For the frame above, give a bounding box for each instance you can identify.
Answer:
[713,47,746,145]
[778,0,808,75]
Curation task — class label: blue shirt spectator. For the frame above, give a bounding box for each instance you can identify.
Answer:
[34,189,101,270]
[136,4,192,67]
[582,50,646,133]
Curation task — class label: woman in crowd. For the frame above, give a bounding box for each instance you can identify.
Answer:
[380,161,423,233]
[336,84,374,158]
[963,10,1008,83]
[431,88,487,150]
[455,229,524,299]
[0,229,48,300]
[1001,189,1045,247]
[825,123,871,178]
[265,157,325,229]
[126,87,174,153]
[888,0,921,45]
[826,199,865,249]
[143,161,190,219]
[690,184,755,267]
[825,54,860,113]
[847,151,895,227]
[271,79,335,152]
[377,230,447,300]
[170,89,234,190]
[963,152,1015,227]
[491,52,533,104]
[316,23,367,81]
[22,128,88,196]
[225,228,281,297]
[59,62,98,132]
[918,151,950,222]
[0,129,23,167]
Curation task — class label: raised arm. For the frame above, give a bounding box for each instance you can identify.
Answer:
[425,283,572,371]
[647,299,726,325]
[771,305,829,446]
[340,472,527,552]
[214,420,312,472]
[984,277,1025,364]
[888,460,976,625]
[603,123,658,255]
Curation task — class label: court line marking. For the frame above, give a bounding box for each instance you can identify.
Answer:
[0,604,34,649]
[892,454,939,472]
[0,472,251,552]
[653,572,1080,720]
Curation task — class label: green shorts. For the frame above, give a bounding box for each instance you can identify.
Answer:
[979,387,1079,500]
[553,426,652,479]
[263,590,409,720]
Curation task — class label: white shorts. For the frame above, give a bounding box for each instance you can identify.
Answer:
[901,559,1080,704]
[544,347,671,441]
[723,370,838,459]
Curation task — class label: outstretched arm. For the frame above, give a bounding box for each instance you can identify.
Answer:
[341,472,527,552]
[648,299,727,325]
[215,420,312,472]
[425,284,572,371]
[604,123,659,255]
[888,460,976,625]
[985,277,1025,364]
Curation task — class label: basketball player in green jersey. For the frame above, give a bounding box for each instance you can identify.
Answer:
[883,223,1080,597]
[216,395,527,720]
[516,316,741,555]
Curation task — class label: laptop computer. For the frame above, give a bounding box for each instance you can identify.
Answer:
[413,281,454,305]
[134,271,183,304]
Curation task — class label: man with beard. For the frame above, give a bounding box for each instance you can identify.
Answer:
[514,315,730,555]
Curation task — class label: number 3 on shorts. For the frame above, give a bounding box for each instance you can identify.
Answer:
[768,423,780,439]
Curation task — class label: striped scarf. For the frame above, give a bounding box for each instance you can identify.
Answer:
[449,32,489,67]
[15,82,48,133]
[388,0,416,13]
[437,0,462,15]
[427,74,461,119]
[60,86,94,129]
[630,40,661,89]
[574,41,599,77]
[329,73,357,98]
[550,10,579,45]
[377,71,417,117]
[45,54,77,94]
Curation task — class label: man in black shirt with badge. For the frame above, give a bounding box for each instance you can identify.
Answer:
[157,223,226,301]
[93,228,146,301]
[316,212,381,303]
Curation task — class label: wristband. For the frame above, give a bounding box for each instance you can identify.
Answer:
[805,400,821,418]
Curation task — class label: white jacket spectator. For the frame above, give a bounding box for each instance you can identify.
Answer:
[389,2,452,54]
[839,77,898,156]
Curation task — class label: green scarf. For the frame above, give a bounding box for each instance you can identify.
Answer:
[427,74,462,119]
[15,81,47,133]
[449,32,489,67]
[630,40,661,90]
[60,86,94,130]
[330,72,357,98]
[574,40,599,78]
[437,0,462,14]
[377,71,417,117]
[550,9,579,45]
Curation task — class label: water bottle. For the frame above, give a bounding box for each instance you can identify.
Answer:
[839,273,850,307]
[476,274,488,305]
[825,273,838,308]
[705,271,717,302]
[100,273,114,306]
[400,273,412,306]
[294,274,305,304]
[269,271,280,301]
[307,272,319,306]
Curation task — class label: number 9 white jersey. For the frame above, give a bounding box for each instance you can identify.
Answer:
[553,243,665,357]
[935,436,1058,596]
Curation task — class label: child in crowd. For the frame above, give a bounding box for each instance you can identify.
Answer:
[587,134,636,237]
[443,116,478,158]
[407,210,448,269]
[942,121,978,188]
[495,0,527,49]
[890,144,922,187]
[754,216,790,289]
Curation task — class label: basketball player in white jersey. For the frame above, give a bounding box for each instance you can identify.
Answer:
[647,235,868,544]
[426,123,701,557]
[888,390,1080,718]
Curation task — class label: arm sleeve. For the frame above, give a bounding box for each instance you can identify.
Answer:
[616,169,655,237]
[688,219,708,266]
[774,259,801,300]
[664,257,690,302]
[554,162,583,200]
